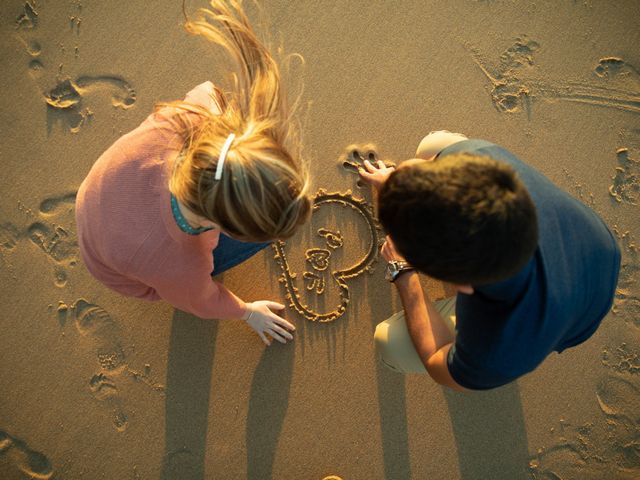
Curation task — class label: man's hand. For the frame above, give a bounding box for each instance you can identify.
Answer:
[243,300,295,346]
[381,236,406,262]
[358,160,395,193]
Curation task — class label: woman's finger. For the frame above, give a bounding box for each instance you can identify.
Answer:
[377,160,385,169]
[258,331,271,346]
[269,328,288,343]
[274,316,295,331]
[266,301,285,311]
[270,323,294,340]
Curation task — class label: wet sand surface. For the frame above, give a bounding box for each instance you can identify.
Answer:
[1,1,639,479]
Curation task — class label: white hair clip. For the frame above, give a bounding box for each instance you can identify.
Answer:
[214,133,236,180]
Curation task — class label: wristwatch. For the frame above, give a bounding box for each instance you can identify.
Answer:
[385,260,415,282]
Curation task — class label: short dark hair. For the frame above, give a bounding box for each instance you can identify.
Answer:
[378,153,538,285]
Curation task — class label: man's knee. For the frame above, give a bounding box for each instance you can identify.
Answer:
[374,321,391,355]
[374,320,401,372]
[415,130,468,160]
[374,314,427,374]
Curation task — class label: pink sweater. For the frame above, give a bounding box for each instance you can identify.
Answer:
[76,82,246,319]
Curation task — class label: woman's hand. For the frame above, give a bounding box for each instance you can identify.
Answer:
[358,160,395,193]
[243,300,295,346]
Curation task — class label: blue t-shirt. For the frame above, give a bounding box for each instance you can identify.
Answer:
[438,140,621,390]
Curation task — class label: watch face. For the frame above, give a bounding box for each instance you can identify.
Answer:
[385,261,398,282]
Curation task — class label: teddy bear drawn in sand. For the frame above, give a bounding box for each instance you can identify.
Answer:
[272,145,395,323]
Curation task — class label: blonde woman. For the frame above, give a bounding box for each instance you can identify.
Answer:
[76,1,310,346]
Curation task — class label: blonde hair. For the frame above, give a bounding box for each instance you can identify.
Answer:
[162,0,310,241]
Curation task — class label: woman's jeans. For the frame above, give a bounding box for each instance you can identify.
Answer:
[212,233,271,276]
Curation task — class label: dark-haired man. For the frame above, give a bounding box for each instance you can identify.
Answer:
[359,131,620,391]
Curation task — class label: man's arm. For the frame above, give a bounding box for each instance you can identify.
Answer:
[357,161,468,391]
[394,271,466,391]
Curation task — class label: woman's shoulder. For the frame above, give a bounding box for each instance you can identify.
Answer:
[173,80,224,114]
[145,81,223,134]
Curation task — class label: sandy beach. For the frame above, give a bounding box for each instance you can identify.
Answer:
[1,0,639,478]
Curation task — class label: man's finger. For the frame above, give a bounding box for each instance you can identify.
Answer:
[363,159,376,173]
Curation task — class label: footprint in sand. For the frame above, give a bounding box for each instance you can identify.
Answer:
[0,193,76,284]
[28,221,77,287]
[596,376,640,472]
[0,430,53,479]
[71,299,130,431]
[614,261,640,324]
[14,0,137,133]
[28,223,76,264]
[609,142,640,206]
[89,373,118,400]
[611,228,640,325]
[595,57,640,85]
[15,1,38,30]
[73,299,127,373]
[45,76,137,133]
[602,343,640,375]
[530,375,640,479]
[24,39,44,78]
[596,375,640,424]
[21,192,79,287]
[73,298,116,335]
[528,443,587,480]
[615,255,638,294]
[0,222,21,281]
[57,297,164,409]
[46,76,136,110]
[0,223,20,252]
[472,36,640,115]
[38,192,76,215]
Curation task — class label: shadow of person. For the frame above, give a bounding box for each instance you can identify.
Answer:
[161,309,218,480]
[246,341,295,480]
[444,382,530,480]
[375,362,412,480]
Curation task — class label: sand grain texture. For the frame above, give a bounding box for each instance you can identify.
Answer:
[1,0,639,479]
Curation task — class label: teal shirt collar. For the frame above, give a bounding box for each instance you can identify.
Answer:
[170,194,213,235]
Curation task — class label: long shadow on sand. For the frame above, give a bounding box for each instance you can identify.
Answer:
[161,310,218,480]
[444,383,530,479]
[246,342,295,480]
[375,364,412,479]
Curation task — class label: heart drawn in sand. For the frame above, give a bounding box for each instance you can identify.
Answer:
[272,189,383,322]
[306,248,332,271]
